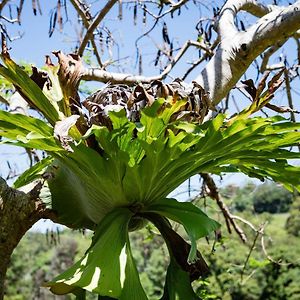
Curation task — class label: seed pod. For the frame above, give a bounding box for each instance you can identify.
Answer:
[170,42,173,58]
[154,49,161,66]
[139,53,143,75]
[240,20,246,31]
[32,0,37,15]
[133,3,137,25]
[162,22,170,44]
[143,4,147,25]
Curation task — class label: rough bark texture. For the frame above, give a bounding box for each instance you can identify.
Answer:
[0,177,55,299]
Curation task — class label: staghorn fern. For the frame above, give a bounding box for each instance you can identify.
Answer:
[1,53,300,299]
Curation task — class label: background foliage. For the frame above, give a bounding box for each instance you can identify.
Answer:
[4,182,300,300]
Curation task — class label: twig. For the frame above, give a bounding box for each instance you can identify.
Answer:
[231,215,299,267]
[182,39,218,80]
[260,234,300,266]
[231,215,257,232]
[70,0,103,67]
[284,69,296,122]
[0,16,19,24]
[260,41,286,73]
[82,39,208,84]
[77,0,118,56]
[295,38,300,65]
[241,223,264,281]
[135,0,188,49]
[182,57,205,80]
[265,103,299,114]
[159,40,212,79]
[284,68,300,151]
[201,173,247,243]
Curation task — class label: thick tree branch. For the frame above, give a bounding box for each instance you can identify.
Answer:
[82,39,207,84]
[77,0,118,57]
[195,0,300,105]
[82,68,160,84]
[217,0,275,39]
[0,177,58,298]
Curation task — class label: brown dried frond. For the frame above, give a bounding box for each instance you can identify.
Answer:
[83,79,211,129]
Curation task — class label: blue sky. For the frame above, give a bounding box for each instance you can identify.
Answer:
[7,1,207,77]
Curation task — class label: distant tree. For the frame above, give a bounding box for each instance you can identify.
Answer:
[285,196,300,237]
[252,183,293,214]
[222,182,256,212]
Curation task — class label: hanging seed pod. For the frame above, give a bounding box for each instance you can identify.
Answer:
[207,24,212,42]
[154,49,161,66]
[143,4,147,25]
[99,31,104,54]
[49,10,57,37]
[240,20,246,31]
[133,2,137,25]
[57,0,63,32]
[169,42,173,58]
[32,0,37,15]
[9,4,12,19]
[36,0,42,15]
[139,53,143,75]
[17,0,24,24]
[106,32,110,47]
[162,22,170,45]
[63,0,68,20]
[118,0,123,20]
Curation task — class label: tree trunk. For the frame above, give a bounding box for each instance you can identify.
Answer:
[0,177,53,299]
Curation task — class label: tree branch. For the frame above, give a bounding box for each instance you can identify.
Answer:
[260,41,286,72]
[0,0,9,13]
[0,176,67,298]
[217,0,275,39]
[195,0,300,105]
[82,39,207,84]
[70,0,103,67]
[182,39,219,81]
[135,0,189,47]
[77,0,118,57]
[201,173,248,243]
[284,69,296,122]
